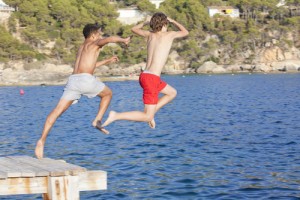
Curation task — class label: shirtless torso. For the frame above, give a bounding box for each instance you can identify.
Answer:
[73,43,100,74]
[132,17,189,76]
[101,14,189,129]
[74,32,130,75]
[145,31,175,76]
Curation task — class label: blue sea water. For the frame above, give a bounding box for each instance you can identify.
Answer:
[0,74,300,199]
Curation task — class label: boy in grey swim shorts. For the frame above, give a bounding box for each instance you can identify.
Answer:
[35,23,131,159]
[61,73,106,102]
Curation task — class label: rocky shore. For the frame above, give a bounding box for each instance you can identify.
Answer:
[1,50,300,86]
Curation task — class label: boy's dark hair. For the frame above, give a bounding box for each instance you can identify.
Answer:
[150,12,169,33]
[83,23,101,39]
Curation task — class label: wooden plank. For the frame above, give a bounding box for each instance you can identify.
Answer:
[7,156,69,176]
[0,176,48,195]
[0,170,7,179]
[47,176,80,200]
[41,158,86,176]
[78,170,107,191]
[9,156,86,176]
[0,171,107,195]
[0,163,20,178]
[6,156,49,177]
[0,157,34,177]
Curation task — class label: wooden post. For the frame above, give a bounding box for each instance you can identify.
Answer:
[44,176,79,200]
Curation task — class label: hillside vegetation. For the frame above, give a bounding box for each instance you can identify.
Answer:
[1,0,300,68]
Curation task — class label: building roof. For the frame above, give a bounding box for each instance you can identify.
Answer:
[0,0,6,6]
[208,6,238,10]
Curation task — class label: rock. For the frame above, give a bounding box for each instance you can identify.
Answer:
[44,63,73,73]
[256,63,272,72]
[223,65,241,72]
[271,60,300,72]
[8,61,24,71]
[260,46,285,63]
[184,68,195,74]
[196,61,217,73]
[239,64,254,71]
[272,39,278,44]
[164,51,187,73]
[95,65,110,75]
[212,66,226,73]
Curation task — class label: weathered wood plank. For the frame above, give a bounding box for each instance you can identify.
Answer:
[6,156,68,176]
[0,170,7,179]
[42,158,86,176]
[6,156,50,177]
[0,176,48,195]
[0,163,21,178]
[78,170,107,191]
[0,157,34,177]
[9,156,86,176]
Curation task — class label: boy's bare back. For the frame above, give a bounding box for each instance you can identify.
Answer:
[132,14,189,76]
[146,32,176,75]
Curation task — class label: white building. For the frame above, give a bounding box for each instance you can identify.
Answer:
[149,0,165,9]
[117,0,165,25]
[117,8,146,25]
[208,6,240,18]
[277,0,286,7]
[0,0,14,13]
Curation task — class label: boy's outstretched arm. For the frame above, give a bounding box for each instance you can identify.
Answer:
[168,17,189,38]
[96,36,131,48]
[131,17,151,37]
[95,56,119,68]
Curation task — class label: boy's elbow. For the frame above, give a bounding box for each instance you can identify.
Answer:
[131,28,138,34]
[131,26,137,32]
[184,30,189,37]
[179,30,189,38]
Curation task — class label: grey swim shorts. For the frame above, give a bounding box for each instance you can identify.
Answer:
[61,73,105,101]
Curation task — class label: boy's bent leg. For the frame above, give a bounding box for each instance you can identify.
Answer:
[102,104,156,127]
[156,84,177,112]
[148,84,177,128]
[92,86,112,134]
[35,99,74,159]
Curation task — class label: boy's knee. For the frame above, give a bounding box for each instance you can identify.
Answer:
[145,114,155,122]
[170,88,177,98]
[107,88,113,97]
[101,87,112,98]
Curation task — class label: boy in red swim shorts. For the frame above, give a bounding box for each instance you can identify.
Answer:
[102,12,189,129]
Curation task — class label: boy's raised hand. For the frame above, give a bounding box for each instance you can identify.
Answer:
[108,55,119,64]
[123,36,131,46]
[167,17,175,23]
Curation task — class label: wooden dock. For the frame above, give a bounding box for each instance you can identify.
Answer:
[0,156,107,199]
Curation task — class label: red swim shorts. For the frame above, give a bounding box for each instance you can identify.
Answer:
[139,72,167,104]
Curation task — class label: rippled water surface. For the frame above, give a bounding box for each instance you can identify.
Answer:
[0,74,300,199]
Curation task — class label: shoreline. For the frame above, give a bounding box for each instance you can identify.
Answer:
[0,75,140,87]
[0,71,299,87]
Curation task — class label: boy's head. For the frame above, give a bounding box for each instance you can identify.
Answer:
[83,23,102,39]
[150,12,169,33]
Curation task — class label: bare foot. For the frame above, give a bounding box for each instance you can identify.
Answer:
[35,139,44,159]
[94,120,110,134]
[102,111,117,127]
[148,118,156,129]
